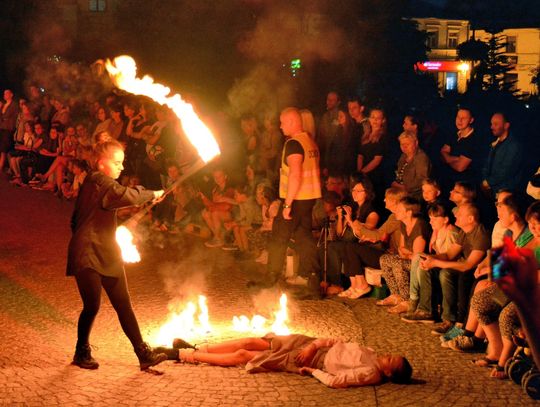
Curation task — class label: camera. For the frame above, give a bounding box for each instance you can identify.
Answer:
[488,247,510,281]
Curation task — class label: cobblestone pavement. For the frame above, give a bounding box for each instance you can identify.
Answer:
[0,179,536,406]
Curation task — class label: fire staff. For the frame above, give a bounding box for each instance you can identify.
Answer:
[66,140,166,370]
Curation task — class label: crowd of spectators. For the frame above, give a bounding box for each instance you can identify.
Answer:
[1,84,539,383]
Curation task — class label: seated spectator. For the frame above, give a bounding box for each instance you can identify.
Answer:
[420,178,443,216]
[60,159,88,200]
[402,203,459,323]
[8,121,37,183]
[50,98,70,127]
[156,334,412,388]
[421,203,490,338]
[247,185,280,265]
[200,168,235,247]
[221,183,260,256]
[468,196,537,377]
[324,177,379,296]
[377,197,429,314]
[18,122,59,185]
[341,187,407,299]
[449,181,476,215]
[391,132,431,200]
[37,125,78,192]
[312,190,341,237]
[494,204,540,369]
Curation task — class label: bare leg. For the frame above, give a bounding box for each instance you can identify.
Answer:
[498,337,516,367]
[483,322,503,360]
[355,275,369,289]
[190,349,262,367]
[201,209,218,238]
[202,337,271,354]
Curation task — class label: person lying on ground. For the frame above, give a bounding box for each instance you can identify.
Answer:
[155,334,412,388]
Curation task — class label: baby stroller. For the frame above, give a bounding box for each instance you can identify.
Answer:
[505,335,540,400]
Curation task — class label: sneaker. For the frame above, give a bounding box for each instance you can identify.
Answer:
[401,310,434,324]
[72,343,99,370]
[431,320,454,336]
[204,238,224,248]
[447,335,479,352]
[440,325,465,342]
[286,275,308,286]
[221,244,239,251]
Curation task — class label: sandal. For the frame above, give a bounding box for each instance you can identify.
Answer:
[348,286,372,300]
[472,357,498,368]
[388,301,409,314]
[338,288,354,298]
[376,295,400,306]
[490,365,508,380]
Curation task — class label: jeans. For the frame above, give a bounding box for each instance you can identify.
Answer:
[439,268,475,323]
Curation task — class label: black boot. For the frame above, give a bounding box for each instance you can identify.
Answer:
[135,342,167,370]
[172,338,195,349]
[72,343,99,370]
[154,347,179,360]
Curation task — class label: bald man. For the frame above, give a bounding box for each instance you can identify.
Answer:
[264,107,322,293]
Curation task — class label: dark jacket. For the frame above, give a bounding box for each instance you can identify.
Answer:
[66,171,155,277]
[0,101,19,132]
[482,133,524,192]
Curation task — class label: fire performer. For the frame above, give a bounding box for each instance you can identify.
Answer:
[263,107,322,291]
[66,140,167,370]
[155,335,412,388]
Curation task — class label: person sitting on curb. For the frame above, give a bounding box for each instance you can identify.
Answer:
[155,334,412,388]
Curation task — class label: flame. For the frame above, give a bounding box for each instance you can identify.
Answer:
[104,55,220,163]
[150,293,291,345]
[152,295,213,345]
[115,225,141,263]
[270,293,290,335]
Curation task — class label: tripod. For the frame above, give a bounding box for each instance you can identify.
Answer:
[317,217,334,296]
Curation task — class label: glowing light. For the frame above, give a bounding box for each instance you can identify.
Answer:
[105,55,220,163]
[115,225,141,263]
[270,293,290,335]
[458,62,470,72]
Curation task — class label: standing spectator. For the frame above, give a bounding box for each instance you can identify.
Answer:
[265,107,322,293]
[325,110,356,177]
[0,89,19,172]
[391,132,431,200]
[440,108,486,188]
[239,114,259,168]
[481,112,525,199]
[50,98,70,127]
[358,109,386,198]
[317,91,340,175]
[348,97,371,142]
[300,109,316,140]
[259,113,282,183]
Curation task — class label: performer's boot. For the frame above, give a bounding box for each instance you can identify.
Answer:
[153,347,179,361]
[72,343,99,370]
[172,338,195,349]
[135,342,167,370]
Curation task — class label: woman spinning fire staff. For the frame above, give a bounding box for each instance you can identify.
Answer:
[66,140,167,370]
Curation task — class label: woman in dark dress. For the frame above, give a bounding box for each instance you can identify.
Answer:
[67,140,167,370]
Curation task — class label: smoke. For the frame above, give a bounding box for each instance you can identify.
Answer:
[227,0,353,117]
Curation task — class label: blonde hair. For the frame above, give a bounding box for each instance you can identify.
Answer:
[398,131,418,143]
[300,109,316,139]
[93,140,124,170]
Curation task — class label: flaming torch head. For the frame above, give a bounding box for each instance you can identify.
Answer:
[115,225,141,263]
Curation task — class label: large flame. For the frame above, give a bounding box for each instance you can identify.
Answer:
[104,55,220,163]
[150,293,291,345]
[115,225,141,263]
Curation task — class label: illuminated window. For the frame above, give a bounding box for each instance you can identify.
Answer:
[89,0,106,12]
[448,32,459,48]
[505,73,518,90]
[507,55,518,68]
[506,36,517,53]
[445,72,457,91]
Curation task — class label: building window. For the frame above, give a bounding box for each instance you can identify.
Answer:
[445,72,457,91]
[506,36,517,53]
[507,55,518,68]
[89,0,106,12]
[448,31,459,48]
[427,30,439,49]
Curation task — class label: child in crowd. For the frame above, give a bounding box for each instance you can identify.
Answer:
[247,184,280,264]
[61,159,88,200]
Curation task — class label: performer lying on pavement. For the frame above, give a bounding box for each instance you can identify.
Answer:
[157,334,412,388]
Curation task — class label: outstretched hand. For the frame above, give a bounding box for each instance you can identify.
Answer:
[299,366,315,375]
[295,344,317,366]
